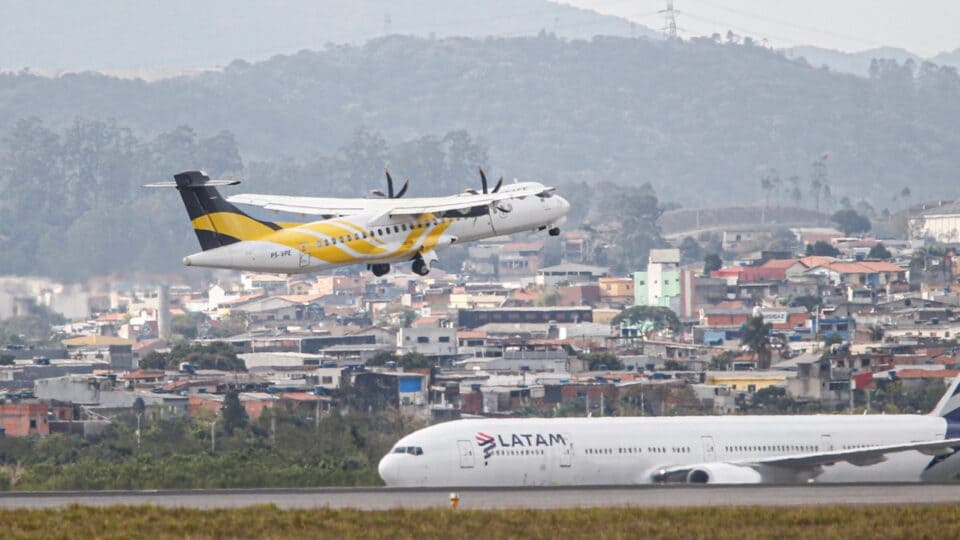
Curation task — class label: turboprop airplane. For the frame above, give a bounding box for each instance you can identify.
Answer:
[378,376,960,486]
[148,169,569,276]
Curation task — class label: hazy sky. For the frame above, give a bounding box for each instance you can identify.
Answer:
[555,0,960,56]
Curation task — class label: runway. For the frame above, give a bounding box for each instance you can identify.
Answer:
[1,484,959,510]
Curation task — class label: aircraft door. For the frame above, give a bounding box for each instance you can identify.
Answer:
[701,436,716,462]
[820,434,834,452]
[298,245,310,268]
[560,433,573,468]
[457,440,475,469]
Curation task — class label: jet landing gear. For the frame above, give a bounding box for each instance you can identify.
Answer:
[412,257,430,276]
[548,227,561,236]
[368,263,391,277]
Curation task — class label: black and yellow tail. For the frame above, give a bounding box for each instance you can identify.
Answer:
[147,170,282,251]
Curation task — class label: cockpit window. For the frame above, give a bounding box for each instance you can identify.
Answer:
[392,446,423,455]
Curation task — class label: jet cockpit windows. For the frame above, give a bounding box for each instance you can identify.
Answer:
[391,446,424,456]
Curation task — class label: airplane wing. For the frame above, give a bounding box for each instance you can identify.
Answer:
[228,183,555,219]
[225,194,389,217]
[652,438,960,484]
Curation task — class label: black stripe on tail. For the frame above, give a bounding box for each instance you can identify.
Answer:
[173,171,280,251]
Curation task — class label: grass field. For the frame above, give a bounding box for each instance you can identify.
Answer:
[2,504,960,539]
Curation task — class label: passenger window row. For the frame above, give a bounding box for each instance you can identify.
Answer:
[493,449,544,456]
[315,219,451,247]
[724,444,816,453]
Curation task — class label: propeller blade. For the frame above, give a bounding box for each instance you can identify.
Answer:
[479,166,489,194]
[394,179,409,198]
[492,176,503,193]
[385,169,395,198]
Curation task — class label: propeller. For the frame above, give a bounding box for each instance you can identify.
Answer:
[478,166,503,194]
[370,169,409,198]
[477,166,511,214]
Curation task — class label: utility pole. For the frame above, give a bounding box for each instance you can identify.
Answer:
[210,418,216,453]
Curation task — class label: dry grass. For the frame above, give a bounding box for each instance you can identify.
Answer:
[2,504,959,539]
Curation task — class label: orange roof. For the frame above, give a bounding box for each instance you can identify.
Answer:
[501,242,544,251]
[815,261,904,274]
[798,256,837,268]
[279,392,324,402]
[457,330,488,339]
[278,294,325,304]
[96,312,126,322]
[761,259,799,269]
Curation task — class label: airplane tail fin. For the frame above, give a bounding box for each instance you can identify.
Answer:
[931,375,960,421]
[145,170,282,251]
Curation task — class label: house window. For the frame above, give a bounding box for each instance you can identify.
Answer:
[439,336,451,343]
[29,419,37,429]
[417,336,430,344]
[322,376,333,384]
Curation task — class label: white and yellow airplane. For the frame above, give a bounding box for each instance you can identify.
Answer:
[149,169,569,276]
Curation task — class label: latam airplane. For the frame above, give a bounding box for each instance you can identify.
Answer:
[148,169,569,276]
[378,377,960,486]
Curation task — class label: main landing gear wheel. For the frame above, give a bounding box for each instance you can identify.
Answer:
[548,227,561,236]
[412,258,430,276]
[369,263,391,277]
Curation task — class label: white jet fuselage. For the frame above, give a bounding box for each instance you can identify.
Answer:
[378,415,960,487]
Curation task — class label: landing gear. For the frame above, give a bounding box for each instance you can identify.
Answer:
[369,263,391,277]
[412,257,430,276]
[548,227,561,236]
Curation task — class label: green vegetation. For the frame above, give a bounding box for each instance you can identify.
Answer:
[0,409,417,491]
[612,306,681,333]
[703,253,723,275]
[868,242,893,259]
[5,504,960,539]
[365,352,432,370]
[806,241,841,257]
[139,342,246,372]
[580,352,623,371]
[740,316,773,369]
[831,208,872,236]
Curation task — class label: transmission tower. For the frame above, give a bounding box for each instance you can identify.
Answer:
[660,1,679,39]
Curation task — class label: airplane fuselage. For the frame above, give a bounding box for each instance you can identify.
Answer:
[182,182,569,274]
[378,415,960,487]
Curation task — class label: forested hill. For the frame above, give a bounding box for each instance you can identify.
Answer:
[1,34,959,280]
[2,34,958,206]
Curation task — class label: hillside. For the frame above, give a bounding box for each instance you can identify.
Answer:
[0,0,652,71]
[1,35,959,279]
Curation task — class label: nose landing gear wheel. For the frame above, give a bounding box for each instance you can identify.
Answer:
[548,227,561,236]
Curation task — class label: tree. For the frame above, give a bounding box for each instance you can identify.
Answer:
[581,352,623,371]
[868,242,892,260]
[703,253,723,275]
[0,354,14,366]
[139,342,246,372]
[740,316,773,369]
[397,353,431,370]
[805,241,840,257]
[831,209,871,236]
[221,389,249,435]
[611,306,681,333]
[366,351,398,367]
[678,236,702,264]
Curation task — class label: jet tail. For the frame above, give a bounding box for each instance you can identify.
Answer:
[146,170,282,251]
[931,375,960,421]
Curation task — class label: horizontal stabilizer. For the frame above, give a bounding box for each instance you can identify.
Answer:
[144,179,241,188]
[144,170,241,189]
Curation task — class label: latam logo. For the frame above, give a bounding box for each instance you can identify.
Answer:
[475,432,567,465]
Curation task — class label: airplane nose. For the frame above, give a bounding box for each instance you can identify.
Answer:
[378,454,398,486]
[558,196,571,214]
